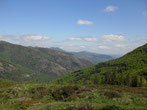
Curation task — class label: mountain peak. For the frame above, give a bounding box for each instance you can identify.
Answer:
[50,47,65,52]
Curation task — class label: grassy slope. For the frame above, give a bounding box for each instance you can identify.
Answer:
[54,43,147,86]
[0,82,147,110]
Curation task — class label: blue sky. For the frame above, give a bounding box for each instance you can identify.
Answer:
[0,0,147,54]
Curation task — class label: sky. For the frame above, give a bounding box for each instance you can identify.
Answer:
[0,0,147,54]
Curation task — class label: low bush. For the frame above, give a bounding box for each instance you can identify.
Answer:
[51,85,79,101]
[102,105,123,110]
[30,86,50,99]
[103,91,121,99]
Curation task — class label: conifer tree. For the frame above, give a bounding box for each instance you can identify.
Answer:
[139,76,143,87]
[105,73,111,84]
[132,75,139,87]
[94,75,99,84]
[112,72,117,85]
[125,73,131,86]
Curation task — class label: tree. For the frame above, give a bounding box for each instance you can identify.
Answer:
[105,73,111,84]
[139,76,143,87]
[119,73,124,85]
[111,72,117,85]
[132,75,139,87]
[125,73,131,86]
[93,75,99,84]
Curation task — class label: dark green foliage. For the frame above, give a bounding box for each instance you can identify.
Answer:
[51,85,79,101]
[125,73,131,86]
[30,87,50,99]
[55,43,147,87]
[105,73,111,84]
[93,75,99,84]
[132,75,139,87]
[103,91,121,99]
[139,76,144,87]
[102,105,123,110]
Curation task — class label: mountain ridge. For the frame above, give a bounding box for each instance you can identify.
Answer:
[71,51,113,63]
[50,47,114,63]
[0,40,93,82]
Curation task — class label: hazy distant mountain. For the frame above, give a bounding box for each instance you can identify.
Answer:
[0,41,93,82]
[109,54,123,59]
[50,47,65,52]
[71,51,113,63]
[50,48,114,63]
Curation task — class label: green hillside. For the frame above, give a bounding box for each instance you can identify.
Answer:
[0,58,56,82]
[0,41,93,82]
[55,43,147,87]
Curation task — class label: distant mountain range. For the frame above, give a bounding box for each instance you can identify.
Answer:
[0,41,93,82]
[50,47,114,63]
[71,51,113,63]
[55,43,147,87]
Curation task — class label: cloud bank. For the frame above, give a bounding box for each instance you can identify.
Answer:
[68,37,98,42]
[24,34,50,41]
[101,34,127,42]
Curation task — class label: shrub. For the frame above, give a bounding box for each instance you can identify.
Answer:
[102,105,123,110]
[51,85,79,101]
[30,86,49,99]
[103,91,121,99]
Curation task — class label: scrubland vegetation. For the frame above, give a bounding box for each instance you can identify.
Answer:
[0,81,147,110]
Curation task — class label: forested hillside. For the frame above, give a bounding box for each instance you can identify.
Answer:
[55,43,147,87]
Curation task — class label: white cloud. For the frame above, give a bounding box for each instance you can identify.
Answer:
[0,34,16,39]
[84,37,98,42]
[77,20,93,25]
[24,35,50,41]
[0,35,3,38]
[98,45,111,49]
[0,34,50,41]
[68,37,82,41]
[102,34,127,42]
[80,45,86,48]
[143,10,147,16]
[114,44,126,49]
[68,37,98,42]
[105,5,118,12]
[59,44,87,52]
